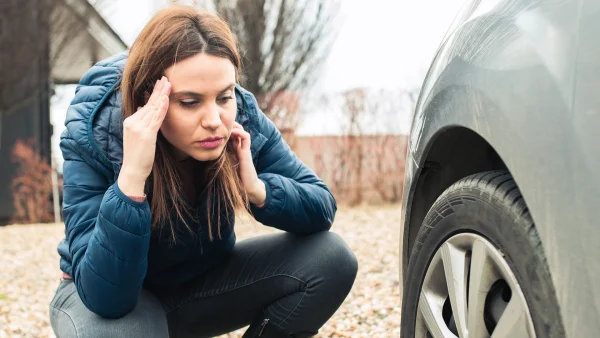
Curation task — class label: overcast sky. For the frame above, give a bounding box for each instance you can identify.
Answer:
[100,0,466,91]
[51,0,466,165]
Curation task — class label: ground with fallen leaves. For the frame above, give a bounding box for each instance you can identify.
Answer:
[0,205,401,338]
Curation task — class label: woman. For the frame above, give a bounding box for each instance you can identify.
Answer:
[48,5,357,338]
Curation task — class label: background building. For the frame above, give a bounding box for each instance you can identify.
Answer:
[0,0,127,224]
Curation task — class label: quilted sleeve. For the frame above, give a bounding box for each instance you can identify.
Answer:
[245,93,337,233]
[60,133,152,319]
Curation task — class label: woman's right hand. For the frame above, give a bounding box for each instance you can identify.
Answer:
[118,76,171,197]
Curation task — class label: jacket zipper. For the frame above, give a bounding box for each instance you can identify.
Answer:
[258,318,269,337]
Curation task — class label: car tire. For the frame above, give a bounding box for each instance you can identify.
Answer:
[401,170,565,338]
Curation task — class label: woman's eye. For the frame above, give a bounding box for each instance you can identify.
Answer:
[219,96,233,103]
[180,101,198,108]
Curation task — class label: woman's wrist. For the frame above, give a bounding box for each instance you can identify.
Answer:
[248,179,267,207]
[117,169,147,197]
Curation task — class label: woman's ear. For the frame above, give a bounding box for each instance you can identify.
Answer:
[143,91,150,105]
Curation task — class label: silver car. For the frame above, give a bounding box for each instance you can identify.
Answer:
[400,0,599,337]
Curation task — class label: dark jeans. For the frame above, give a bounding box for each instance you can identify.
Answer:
[49,231,358,337]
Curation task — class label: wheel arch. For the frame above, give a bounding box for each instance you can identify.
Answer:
[403,126,510,272]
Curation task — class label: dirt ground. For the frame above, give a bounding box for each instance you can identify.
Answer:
[0,205,401,338]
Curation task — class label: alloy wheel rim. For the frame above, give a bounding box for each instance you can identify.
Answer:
[415,233,537,338]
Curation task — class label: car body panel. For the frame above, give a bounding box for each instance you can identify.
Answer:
[402,0,600,336]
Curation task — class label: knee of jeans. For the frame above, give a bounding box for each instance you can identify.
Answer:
[68,312,167,338]
[50,289,169,338]
[311,231,358,290]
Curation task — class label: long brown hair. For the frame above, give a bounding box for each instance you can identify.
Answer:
[121,6,248,242]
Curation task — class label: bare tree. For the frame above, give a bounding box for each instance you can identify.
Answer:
[307,87,417,205]
[195,0,339,131]
[341,89,366,205]
[363,88,417,203]
[10,139,55,224]
[309,88,366,205]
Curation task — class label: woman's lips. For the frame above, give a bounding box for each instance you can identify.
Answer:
[196,138,224,149]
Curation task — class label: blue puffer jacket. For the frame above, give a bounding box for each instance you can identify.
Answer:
[56,52,337,319]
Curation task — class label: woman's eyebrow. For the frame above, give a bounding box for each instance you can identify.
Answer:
[171,84,235,97]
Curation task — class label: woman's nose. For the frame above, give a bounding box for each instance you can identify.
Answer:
[202,104,222,129]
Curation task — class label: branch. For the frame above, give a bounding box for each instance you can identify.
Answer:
[262,0,290,88]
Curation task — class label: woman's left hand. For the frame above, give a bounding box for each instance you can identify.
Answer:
[230,121,266,207]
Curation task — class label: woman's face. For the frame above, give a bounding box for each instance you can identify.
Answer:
[161,53,237,162]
